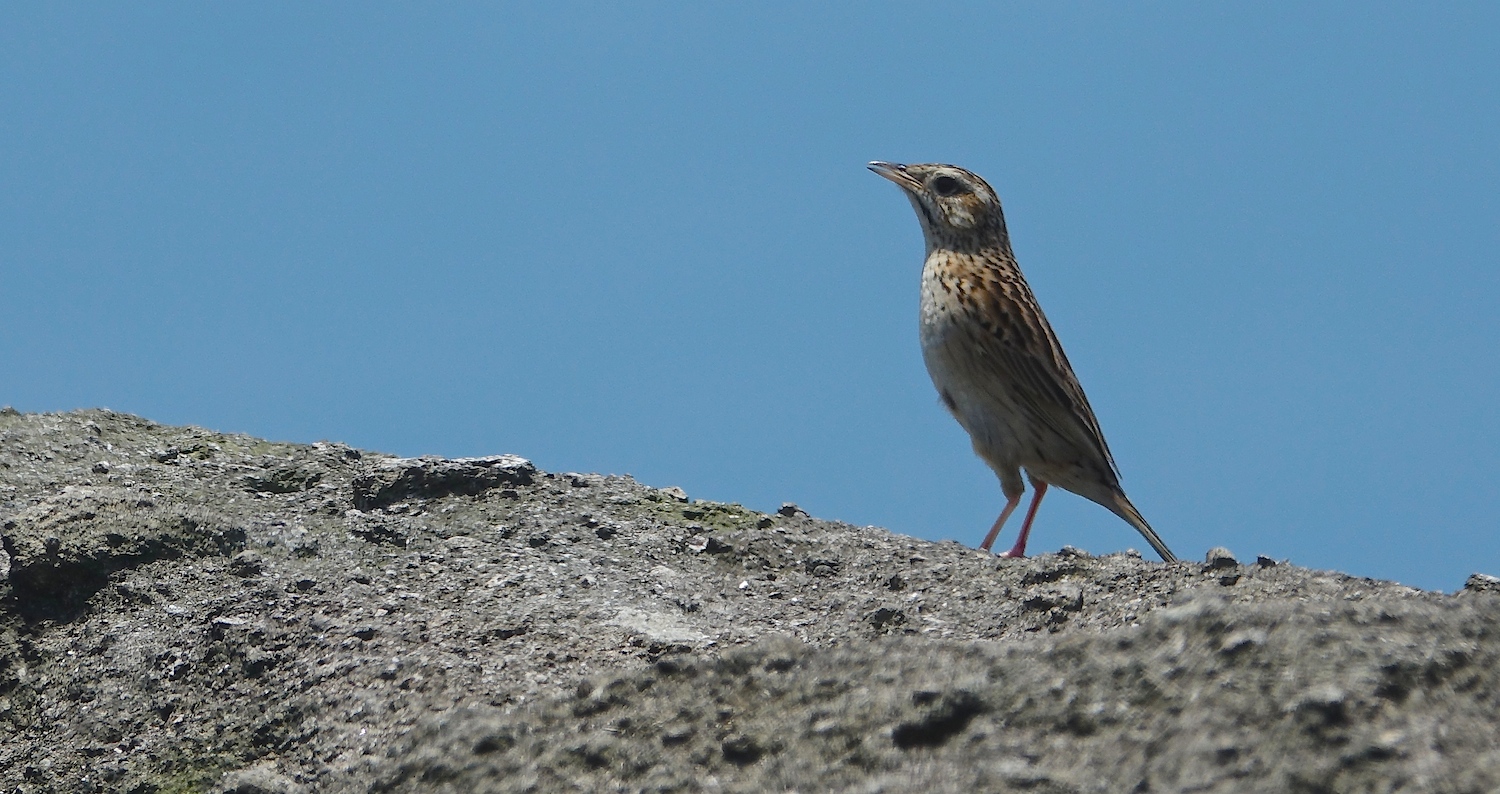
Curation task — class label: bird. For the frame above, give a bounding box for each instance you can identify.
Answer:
[868,161,1177,562]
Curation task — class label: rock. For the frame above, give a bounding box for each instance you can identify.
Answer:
[1463,572,1500,594]
[778,502,810,518]
[0,409,1497,793]
[350,454,536,510]
[1204,546,1239,569]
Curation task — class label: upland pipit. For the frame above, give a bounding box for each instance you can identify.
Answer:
[870,161,1177,562]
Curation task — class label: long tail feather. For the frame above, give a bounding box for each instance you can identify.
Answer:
[1109,494,1178,562]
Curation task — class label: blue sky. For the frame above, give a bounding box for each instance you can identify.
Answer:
[3,4,1497,591]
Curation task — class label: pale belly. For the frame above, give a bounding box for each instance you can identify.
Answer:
[919,288,1034,471]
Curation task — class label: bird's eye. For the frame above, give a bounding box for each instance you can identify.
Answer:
[930,175,964,197]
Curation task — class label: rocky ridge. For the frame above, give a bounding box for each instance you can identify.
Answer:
[0,409,1496,792]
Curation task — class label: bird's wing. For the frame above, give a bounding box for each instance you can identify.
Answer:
[973,271,1122,481]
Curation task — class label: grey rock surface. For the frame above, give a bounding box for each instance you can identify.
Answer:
[0,409,1495,792]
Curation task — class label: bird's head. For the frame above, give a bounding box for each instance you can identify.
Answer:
[868,161,1009,253]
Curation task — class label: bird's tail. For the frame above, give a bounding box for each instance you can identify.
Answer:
[1109,493,1178,562]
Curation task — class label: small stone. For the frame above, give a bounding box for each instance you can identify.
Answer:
[1286,684,1348,729]
[1256,555,1278,568]
[660,486,689,503]
[777,503,809,518]
[1219,629,1266,655]
[868,607,907,630]
[1462,573,1500,594]
[1204,547,1239,569]
[703,537,732,554]
[91,461,110,474]
[661,724,695,746]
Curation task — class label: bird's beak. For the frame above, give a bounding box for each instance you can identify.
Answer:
[868,161,920,191]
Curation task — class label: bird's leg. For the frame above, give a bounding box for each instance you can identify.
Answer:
[979,493,1021,551]
[999,481,1048,558]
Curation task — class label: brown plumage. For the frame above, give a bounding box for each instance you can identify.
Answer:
[869,161,1177,562]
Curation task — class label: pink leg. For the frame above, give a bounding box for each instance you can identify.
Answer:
[999,481,1049,558]
[978,492,1022,551]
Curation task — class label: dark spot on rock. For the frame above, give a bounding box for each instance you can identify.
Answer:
[868,607,907,631]
[349,522,408,548]
[485,624,529,642]
[655,657,696,676]
[765,654,796,672]
[1021,588,1083,613]
[703,536,732,554]
[1019,564,1083,585]
[472,731,515,755]
[893,690,986,749]
[721,734,764,765]
[1290,687,1350,741]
